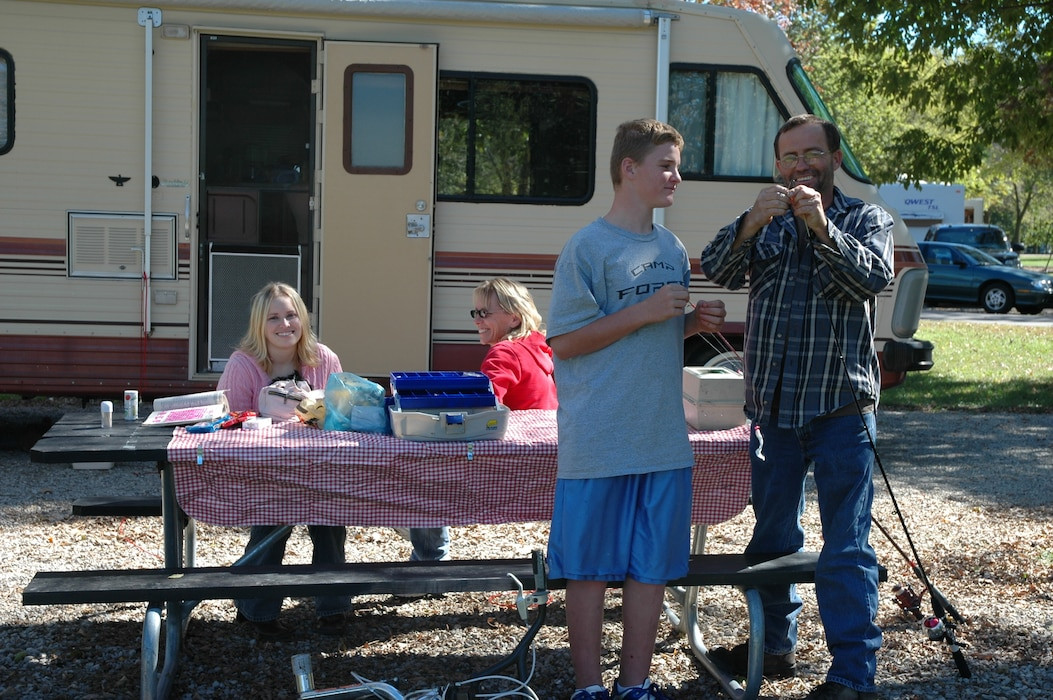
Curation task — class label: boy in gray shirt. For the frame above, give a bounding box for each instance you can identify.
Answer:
[546,118,726,700]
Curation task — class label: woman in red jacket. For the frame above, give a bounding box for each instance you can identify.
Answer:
[472,278,558,410]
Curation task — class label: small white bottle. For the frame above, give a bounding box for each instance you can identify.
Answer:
[100,400,113,429]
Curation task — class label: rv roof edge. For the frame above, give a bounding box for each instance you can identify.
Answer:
[100,0,657,27]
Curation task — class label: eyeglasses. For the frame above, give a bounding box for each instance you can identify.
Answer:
[470,308,504,319]
[777,149,828,169]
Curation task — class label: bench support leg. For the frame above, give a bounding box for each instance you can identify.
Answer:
[664,525,770,700]
[141,604,162,700]
[137,463,194,700]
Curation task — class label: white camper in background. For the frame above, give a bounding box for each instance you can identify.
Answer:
[879,182,968,242]
[0,0,932,399]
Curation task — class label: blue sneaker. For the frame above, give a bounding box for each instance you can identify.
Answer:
[571,689,612,700]
[613,680,673,700]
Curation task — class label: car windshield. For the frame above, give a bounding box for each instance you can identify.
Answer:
[960,246,1003,266]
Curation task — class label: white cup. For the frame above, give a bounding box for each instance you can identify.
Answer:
[100,400,113,429]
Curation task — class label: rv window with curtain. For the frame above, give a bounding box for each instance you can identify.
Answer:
[669,66,784,180]
[0,49,12,155]
[437,72,595,204]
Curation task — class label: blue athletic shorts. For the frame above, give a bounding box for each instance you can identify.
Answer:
[547,467,692,585]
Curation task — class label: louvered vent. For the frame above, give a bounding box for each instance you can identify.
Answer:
[68,212,177,279]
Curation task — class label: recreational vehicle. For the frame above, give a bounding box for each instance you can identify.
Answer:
[0,0,932,399]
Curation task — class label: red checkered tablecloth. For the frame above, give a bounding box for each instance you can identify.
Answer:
[167,410,750,527]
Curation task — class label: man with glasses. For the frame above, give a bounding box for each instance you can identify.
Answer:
[700,114,894,700]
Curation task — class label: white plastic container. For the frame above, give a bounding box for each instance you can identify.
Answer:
[682,366,746,430]
[388,404,509,442]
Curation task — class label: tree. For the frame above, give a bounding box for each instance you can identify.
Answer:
[710,0,979,184]
[807,0,1053,174]
[964,146,1053,247]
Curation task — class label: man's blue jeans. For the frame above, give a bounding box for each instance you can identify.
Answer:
[236,525,350,621]
[747,412,882,693]
[409,527,451,561]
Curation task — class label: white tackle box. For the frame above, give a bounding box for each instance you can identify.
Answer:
[682,366,746,430]
[388,404,510,441]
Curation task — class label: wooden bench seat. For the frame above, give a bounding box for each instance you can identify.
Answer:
[23,551,868,607]
[72,496,163,518]
[23,551,884,698]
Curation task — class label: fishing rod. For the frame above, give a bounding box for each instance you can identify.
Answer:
[801,214,972,679]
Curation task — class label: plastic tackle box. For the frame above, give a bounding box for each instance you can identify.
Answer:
[682,366,747,430]
[388,371,507,441]
[388,403,510,442]
[390,371,497,410]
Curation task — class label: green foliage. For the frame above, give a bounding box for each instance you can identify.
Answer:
[808,0,1053,173]
[882,321,1053,413]
[966,146,1053,246]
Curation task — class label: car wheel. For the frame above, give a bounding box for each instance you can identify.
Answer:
[685,336,744,374]
[981,282,1013,314]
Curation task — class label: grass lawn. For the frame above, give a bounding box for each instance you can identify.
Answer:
[1020,252,1053,271]
[882,320,1053,412]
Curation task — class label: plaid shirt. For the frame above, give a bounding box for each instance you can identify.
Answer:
[701,188,895,428]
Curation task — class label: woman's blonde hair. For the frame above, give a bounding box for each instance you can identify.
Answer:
[238,282,320,375]
[473,277,544,342]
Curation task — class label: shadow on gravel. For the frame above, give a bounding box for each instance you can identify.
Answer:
[876,410,1053,510]
[0,399,88,451]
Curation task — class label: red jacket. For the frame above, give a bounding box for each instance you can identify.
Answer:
[480,331,558,410]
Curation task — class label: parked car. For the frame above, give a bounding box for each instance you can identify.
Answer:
[918,241,1053,314]
[924,224,1022,266]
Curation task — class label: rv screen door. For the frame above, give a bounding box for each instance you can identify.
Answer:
[320,42,437,375]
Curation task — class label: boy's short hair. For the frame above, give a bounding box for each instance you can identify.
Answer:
[609,118,685,185]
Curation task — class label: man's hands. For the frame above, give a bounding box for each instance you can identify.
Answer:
[734,183,829,248]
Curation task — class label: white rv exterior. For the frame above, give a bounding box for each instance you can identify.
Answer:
[879,182,967,241]
[0,0,931,398]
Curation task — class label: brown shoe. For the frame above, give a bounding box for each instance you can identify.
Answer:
[317,612,348,636]
[708,642,797,679]
[235,610,293,642]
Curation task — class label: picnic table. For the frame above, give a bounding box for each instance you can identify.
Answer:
[27,409,755,699]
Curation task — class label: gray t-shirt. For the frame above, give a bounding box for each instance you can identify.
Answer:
[548,217,693,479]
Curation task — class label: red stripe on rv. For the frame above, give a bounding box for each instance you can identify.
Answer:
[0,237,66,257]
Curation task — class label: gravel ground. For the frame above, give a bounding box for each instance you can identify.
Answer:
[1,400,1051,699]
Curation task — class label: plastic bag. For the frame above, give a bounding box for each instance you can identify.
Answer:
[323,372,390,433]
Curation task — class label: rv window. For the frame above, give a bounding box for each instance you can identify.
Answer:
[344,65,412,174]
[0,49,12,155]
[669,66,783,180]
[437,73,595,204]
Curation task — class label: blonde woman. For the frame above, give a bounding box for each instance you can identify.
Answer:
[216,282,349,639]
[471,277,558,409]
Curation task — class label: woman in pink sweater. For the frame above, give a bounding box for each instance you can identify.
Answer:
[216,282,348,640]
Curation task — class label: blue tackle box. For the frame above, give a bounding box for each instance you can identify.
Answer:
[390,371,497,410]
